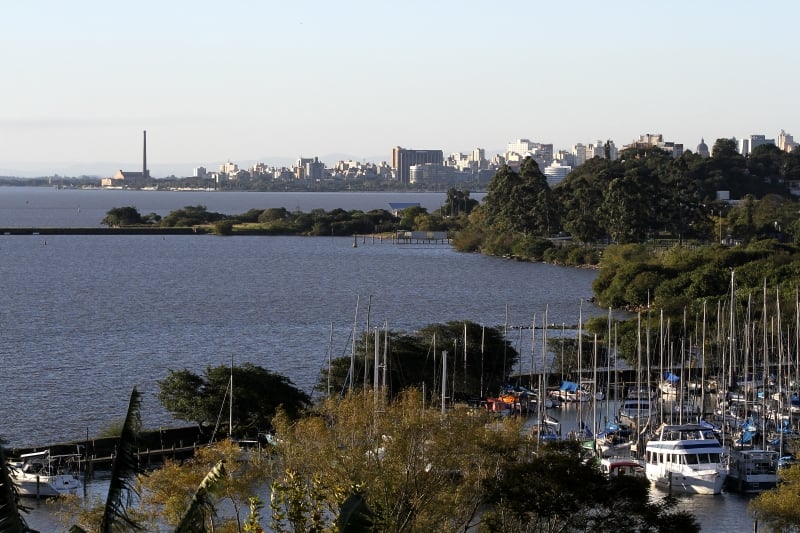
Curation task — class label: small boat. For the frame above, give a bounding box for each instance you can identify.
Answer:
[726,448,779,493]
[644,423,727,495]
[11,449,83,497]
[618,398,655,430]
[595,421,634,458]
[600,456,644,477]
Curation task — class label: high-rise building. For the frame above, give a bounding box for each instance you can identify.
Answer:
[392,146,444,185]
[739,134,775,155]
[572,143,587,167]
[779,130,797,152]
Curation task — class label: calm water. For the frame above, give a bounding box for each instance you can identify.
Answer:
[0,187,469,227]
[0,233,600,447]
[0,187,751,531]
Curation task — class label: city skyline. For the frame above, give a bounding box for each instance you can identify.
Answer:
[2,1,799,177]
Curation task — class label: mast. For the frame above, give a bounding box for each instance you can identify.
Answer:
[464,322,468,397]
[349,295,360,393]
[701,301,707,424]
[480,326,485,398]
[229,354,233,439]
[327,322,334,397]
[441,350,448,415]
[364,295,372,388]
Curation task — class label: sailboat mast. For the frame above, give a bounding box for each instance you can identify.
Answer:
[364,295,372,388]
[350,295,360,393]
[229,354,233,440]
[441,350,448,415]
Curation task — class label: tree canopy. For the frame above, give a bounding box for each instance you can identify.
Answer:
[318,321,519,402]
[457,141,800,260]
[101,206,144,227]
[157,363,310,437]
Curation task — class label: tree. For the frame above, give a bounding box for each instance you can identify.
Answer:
[398,206,428,230]
[318,321,518,402]
[750,463,800,530]
[158,363,310,437]
[142,440,273,532]
[101,206,143,227]
[442,188,479,218]
[481,440,699,532]
[160,205,226,227]
[271,389,523,532]
[482,158,558,237]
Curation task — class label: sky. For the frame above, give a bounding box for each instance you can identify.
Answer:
[2,0,799,177]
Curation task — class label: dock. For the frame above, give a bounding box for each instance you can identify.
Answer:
[353,230,452,246]
[8,426,209,477]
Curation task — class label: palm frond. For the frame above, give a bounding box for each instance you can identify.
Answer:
[174,460,226,533]
[100,387,145,533]
[0,445,36,533]
[335,492,374,533]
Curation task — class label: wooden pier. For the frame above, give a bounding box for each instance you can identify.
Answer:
[9,426,209,477]
[353,231,452,246]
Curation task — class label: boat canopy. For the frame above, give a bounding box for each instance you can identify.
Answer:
[560,381,579,392]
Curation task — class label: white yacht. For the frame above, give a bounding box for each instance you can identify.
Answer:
[11,449,83,497]
[643,423,726,495]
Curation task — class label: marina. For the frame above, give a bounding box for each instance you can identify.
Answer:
[0,187,778,529]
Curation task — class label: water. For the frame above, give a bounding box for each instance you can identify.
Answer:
[0,187,752,530]
[0,187,471,227]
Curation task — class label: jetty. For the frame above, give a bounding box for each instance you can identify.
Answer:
[353,230,451,246]
[8,426,210,478]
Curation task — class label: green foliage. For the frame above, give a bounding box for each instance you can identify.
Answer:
[97,387,145,533]
[511,236,554,261]
[212,220,235,235]
[101,206,143,227]
[174,461,226,533]
[158,363,310,437]
[442,188,479,218]
[482,158,558,237]
[318,321,518,400]
[160,205,226,227]
[750,463,800,531]
[463,139,800,261]
[482,440,699,532]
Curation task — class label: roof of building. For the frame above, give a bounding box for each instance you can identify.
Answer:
[388,202,421,210]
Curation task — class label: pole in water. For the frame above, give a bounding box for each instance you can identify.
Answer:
[352,234,358,248]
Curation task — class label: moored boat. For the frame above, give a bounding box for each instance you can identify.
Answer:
[11,449,83,497]
[600,456,644,477]
[725,448,779,493]
[643,423,726,495]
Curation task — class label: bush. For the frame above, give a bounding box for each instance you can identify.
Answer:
[213,220,235,235]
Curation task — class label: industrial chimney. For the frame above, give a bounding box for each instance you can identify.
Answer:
[143,130,149,178]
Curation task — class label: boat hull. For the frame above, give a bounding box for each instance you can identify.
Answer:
[647,468,725,495]
[14,473,82,497]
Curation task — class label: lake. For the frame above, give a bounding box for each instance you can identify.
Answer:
[0,187,753,531]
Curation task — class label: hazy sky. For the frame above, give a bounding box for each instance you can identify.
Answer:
[2,1,798,177]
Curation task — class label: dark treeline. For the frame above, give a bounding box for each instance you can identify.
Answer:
[455,140,800,260]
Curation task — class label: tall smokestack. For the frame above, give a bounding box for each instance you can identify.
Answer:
[143,130,148,178]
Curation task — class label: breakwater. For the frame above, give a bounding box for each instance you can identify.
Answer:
[0,227,208,235]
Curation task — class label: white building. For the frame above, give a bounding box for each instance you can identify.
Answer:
[738,134,775,155]
[779,130,797,152]
[544,162,572,186]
